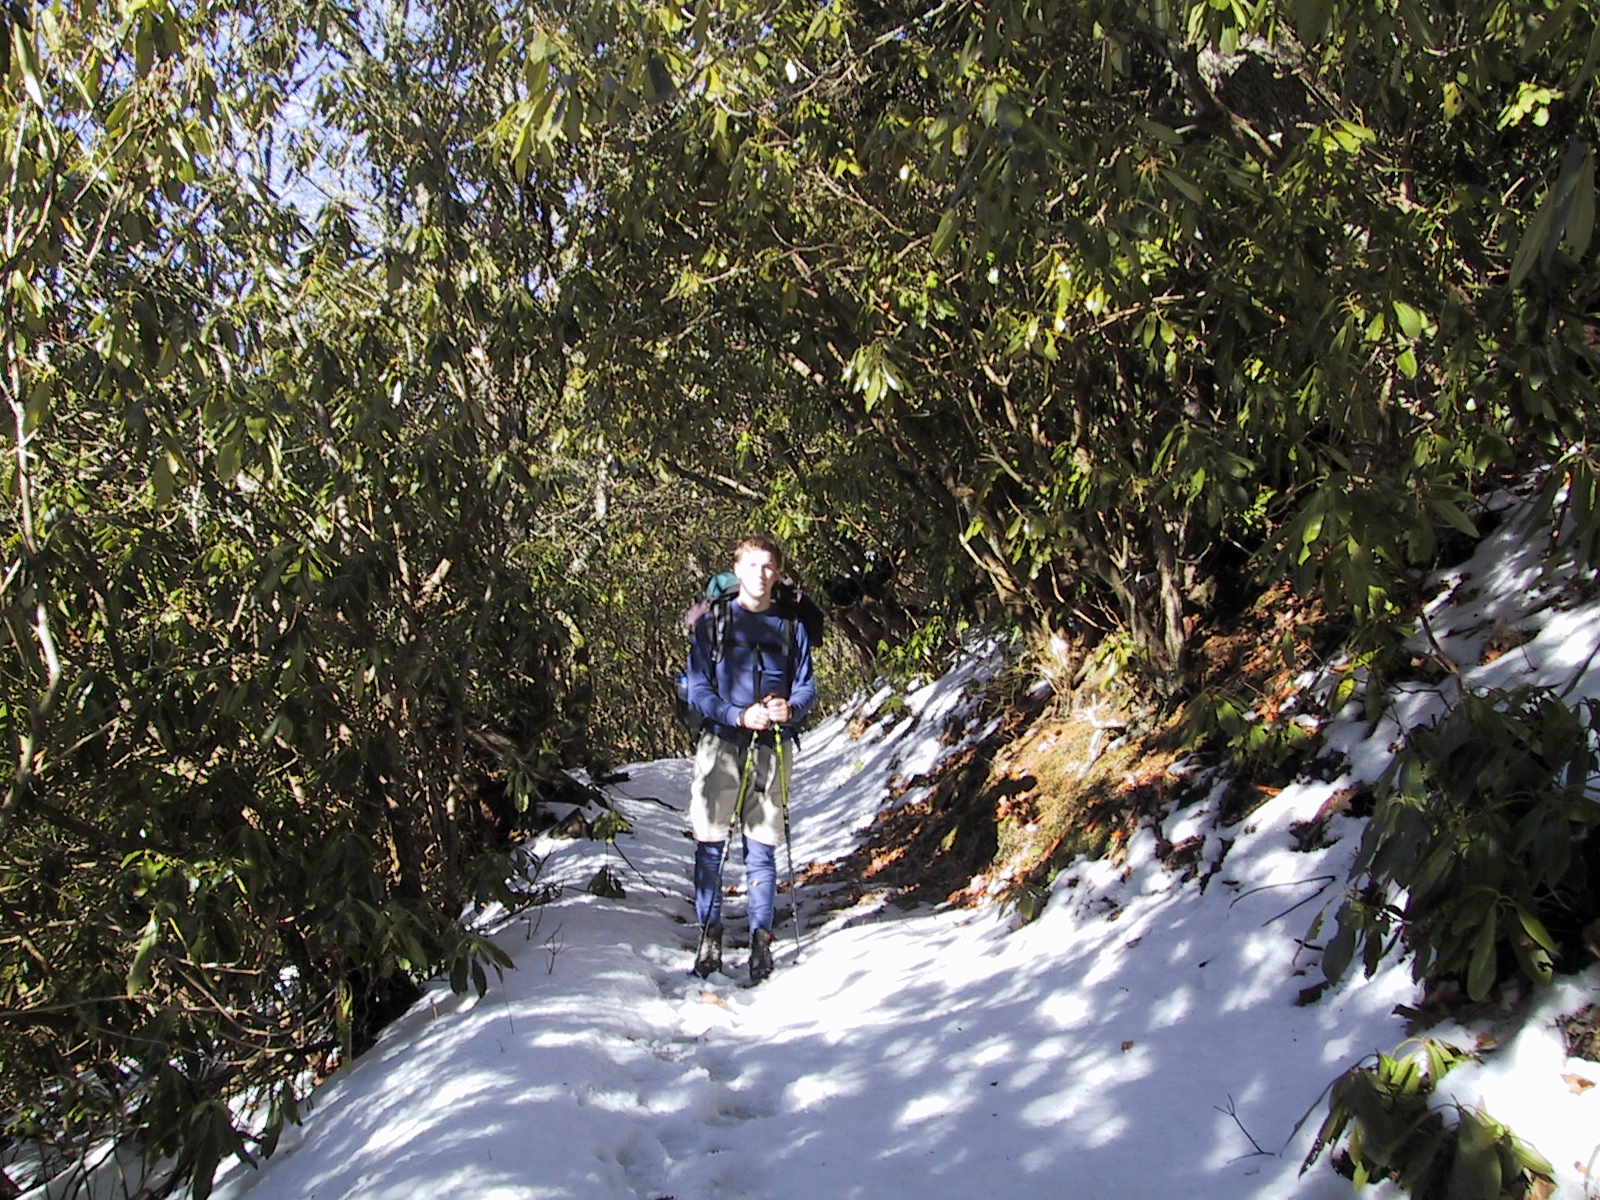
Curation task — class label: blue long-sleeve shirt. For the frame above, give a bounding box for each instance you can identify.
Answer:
[684,599,815,739]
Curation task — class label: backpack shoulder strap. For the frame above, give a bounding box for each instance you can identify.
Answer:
[707,593,735,667]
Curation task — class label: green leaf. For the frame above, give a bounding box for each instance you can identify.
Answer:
[1448,1110,1502,1200]
[15,30,45,107]
[1522,0,1582,60]
[1510,928,1554,986]
[126,914,160,995]
[1331,120,1375,152]
[1430,499,1478,538]
[1166,168,1205,205]
[1323,911,1357,983]
[1516,904,1558,954]
[1510,189,1557,287]
[1565,150,1594,259]
[1528,142,1597,276]
[1577,21,1600,91]
[1510,1134,1555,1178]
[216,432,241,481]
[590,809,633,842]
[931,208,960,258]
[1466,909,1497,1001]
[1331,671,1359,713]
[190,1129,222,1200]
[1396,0,1438,48]
[152,451,176,506]
[1424,1038,1465,1083]
[1393,300,1424,339]
[1293,0,1336,44]
[1136,117,1181,145]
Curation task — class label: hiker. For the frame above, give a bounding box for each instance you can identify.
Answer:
[681,535,816,984]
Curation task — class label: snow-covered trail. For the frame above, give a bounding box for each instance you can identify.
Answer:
[212,685,1405,1200]
[212,504,1600,1200]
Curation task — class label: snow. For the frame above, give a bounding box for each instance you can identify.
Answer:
[208,511,1600,1200]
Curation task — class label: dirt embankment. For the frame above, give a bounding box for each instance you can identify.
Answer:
[806,584,1350,921]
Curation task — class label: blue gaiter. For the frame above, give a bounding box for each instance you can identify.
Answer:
[694,837,777,933]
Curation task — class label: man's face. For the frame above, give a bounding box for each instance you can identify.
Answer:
[733,548,779,605]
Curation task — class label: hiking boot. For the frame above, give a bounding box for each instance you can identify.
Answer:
[749,927,774,985]
[693,922,723,978]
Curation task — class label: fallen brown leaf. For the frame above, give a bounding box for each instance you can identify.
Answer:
[1562,1072,1595,1094]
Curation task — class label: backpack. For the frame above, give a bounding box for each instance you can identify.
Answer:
[673,572,824,731]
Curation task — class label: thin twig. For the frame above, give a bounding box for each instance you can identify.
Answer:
[1229,874,1337,910]
[610,840,677,900]
[500,984,516,1036]
[1260,877,1338,927]
[1416,608,1462,690]
[543,925,565,975]
[1216,1094,1274,1160]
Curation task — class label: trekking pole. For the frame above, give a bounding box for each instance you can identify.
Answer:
[774,729,803,962]
[696,733,759,965]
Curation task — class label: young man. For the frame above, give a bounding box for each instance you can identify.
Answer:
[681,535,815,984]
